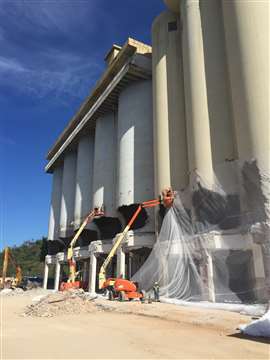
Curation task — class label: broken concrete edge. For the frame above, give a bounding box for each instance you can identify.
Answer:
[46,38,152,163]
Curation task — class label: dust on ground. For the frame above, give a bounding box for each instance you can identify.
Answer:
[1,288,269,359]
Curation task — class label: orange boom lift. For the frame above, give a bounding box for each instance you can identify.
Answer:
[98,188,174,301]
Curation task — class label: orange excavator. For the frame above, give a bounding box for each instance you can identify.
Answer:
[0,247,22,289]
[99,188,174,301]
[60,207,104,291]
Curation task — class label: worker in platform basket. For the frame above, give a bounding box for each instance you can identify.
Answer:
[153,282,160,302]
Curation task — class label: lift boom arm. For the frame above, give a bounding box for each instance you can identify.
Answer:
[98,199,161,289]
[66,207,104,284]
[67,209,102,260]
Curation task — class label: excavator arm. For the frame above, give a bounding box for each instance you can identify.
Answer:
[1,247,22,287]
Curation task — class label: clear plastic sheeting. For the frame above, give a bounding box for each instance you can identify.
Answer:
[239,309,270,337]
[132,159,270,304]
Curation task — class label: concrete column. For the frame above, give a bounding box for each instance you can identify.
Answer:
[116,247,126,278]
[128,252,133,279]
[59,151,77,238]
[48,165,63,240]
[181,0,213,186]
[54,261,61,291]
[152,10,188,193]
[43,262,49,290]
[251,243,266,301]
[222,0,269,174]
[82,260,88,283]
[206,253,215,302]
[200,0,236,184]
[93,112,116,217]
[88,253,97,293]
[74,133,95,229]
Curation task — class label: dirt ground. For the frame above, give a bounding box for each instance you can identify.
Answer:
[1,290,269,359]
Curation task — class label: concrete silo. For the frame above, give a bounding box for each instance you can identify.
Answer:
[74,133,95,229]
[152,10,188,194]
[199,0,236,177]
[117,79,155,278]
[180,0,213,186]
[47,165,63,241]
[117,80,155,232]
[222,0,269,179]
[59,150,77,239]
[92,112,121,239]
[222,0,270,297]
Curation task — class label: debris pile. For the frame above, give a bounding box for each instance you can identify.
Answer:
[0,288,25,296]
[22,289,98,317]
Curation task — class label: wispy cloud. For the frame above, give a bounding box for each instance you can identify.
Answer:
[0,56,25,72]
[0,0,104,103]
[0,53,102,102]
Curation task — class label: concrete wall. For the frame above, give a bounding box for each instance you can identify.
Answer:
[74,132,95,229]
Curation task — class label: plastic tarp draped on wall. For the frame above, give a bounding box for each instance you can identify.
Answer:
[132,159,270,304]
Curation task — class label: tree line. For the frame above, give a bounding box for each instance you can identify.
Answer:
[0,238,48,277]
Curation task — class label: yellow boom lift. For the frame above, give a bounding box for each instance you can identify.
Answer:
[60,207,103,291]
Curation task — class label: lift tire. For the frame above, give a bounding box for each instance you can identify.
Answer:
[108,290,114,301]
[140,290,146,303]
[119,291,126,302]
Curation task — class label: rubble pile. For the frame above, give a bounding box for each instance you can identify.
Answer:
[22,289,98,317]
[0,288,25,296]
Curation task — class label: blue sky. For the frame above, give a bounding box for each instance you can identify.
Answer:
[0,0,165,249]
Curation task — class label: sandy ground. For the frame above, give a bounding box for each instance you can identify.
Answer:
[1,290,269,359]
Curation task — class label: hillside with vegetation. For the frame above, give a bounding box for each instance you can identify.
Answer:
[0,238,47,277]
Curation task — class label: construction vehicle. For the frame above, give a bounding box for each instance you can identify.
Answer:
[0,247,22,289]
[98,188,174,301]
[60,207,104,291]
